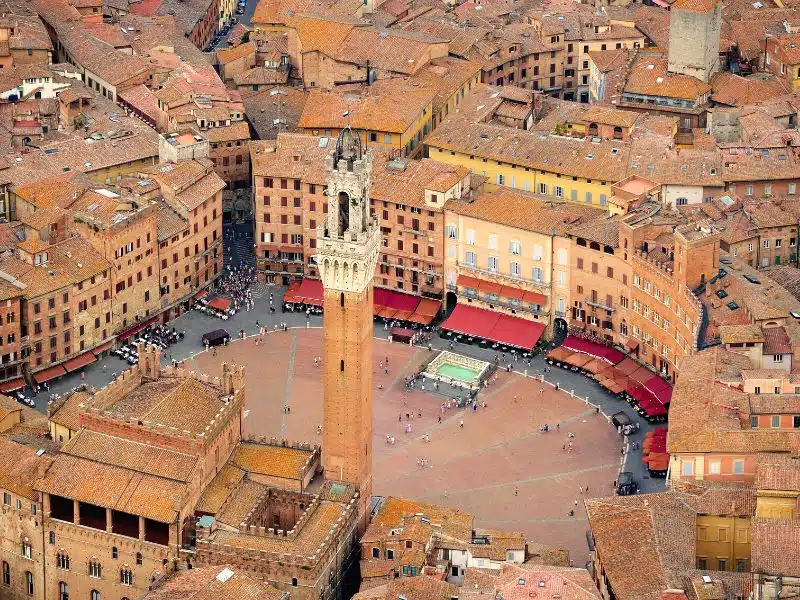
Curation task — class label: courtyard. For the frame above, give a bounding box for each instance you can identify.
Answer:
[185,328,623,564]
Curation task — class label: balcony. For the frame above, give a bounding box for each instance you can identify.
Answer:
[454,288,549,317]
[586,297,616,312]
[458,262,551,289]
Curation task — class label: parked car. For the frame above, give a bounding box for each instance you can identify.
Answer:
[616,472,639,496]
[611,411,640,435]
[202,329,230,347]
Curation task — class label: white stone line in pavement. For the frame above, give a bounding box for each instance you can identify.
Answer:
[412,462,618,500]
[187,326,631,484]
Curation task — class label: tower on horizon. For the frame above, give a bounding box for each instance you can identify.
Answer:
[317,128,380,528]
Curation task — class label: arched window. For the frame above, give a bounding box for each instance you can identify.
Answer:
[88,558,102,579]
[90,590,100,600]
[588,123,598,136]
[111,546,118,560]
[48,531,55,545]
[613,126,623,140]
[58,581,68,600]
[135,553,142,566]
[25,571,33,595]
[56,551,70,570]
[21,539,32,558]
[120,567,133,586]
[1,561,9,585]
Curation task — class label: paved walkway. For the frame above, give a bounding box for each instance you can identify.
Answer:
[37,278,664,564]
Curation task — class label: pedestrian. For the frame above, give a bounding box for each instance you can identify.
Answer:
[460,418,464,428]
[399,414,402,422]
[514,486,519,496]
[574,499,578,507]
[556,423,560,431]
[438,415,441,423]
[568,509,574,517]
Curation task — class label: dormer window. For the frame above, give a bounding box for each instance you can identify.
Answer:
[34,252,47,266]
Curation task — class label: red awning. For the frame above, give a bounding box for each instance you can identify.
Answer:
[34,365,67,384]
[391,327,415,342]
[393,310,414,321]
[208,297,232,312]
[64,352,96,373]
[655,386,673,405]
[406,312,434,325]
[442,304,544,350]
[456,274,482,290]
[523,291,547,305]
[630,365,655,385]
[442,304,500,340]
[490,314,545,350]
[644,375,671,394]
[92,340,114,356]
[296,279,324,307]
[500,286,525,301]
[479,280,502,295]
[415,298,441,318]
[378,307,397,319]
[561,336,625,364]
[194,289,209,300]
[625,339,640,351]
[0,378,24,393]
[375,288,420,312]
[615,358,641,376]
[118,316,159,341]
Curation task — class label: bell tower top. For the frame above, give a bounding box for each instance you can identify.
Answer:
[317,127,380,294]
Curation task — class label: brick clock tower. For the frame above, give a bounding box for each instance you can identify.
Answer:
[317,128,380,527]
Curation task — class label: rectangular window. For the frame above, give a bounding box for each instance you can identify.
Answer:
[681,461,694,476]
[510,261,520,278]
[709,461,721,475]
[771,415,780,428]
[733,459,745,474]
[488,256,498,272]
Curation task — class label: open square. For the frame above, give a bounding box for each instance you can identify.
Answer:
[187,327,623,564]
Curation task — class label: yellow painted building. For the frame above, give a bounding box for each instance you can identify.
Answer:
[299,79,436,156]
[444,187,605,330]
[695,514,751,572]
[426,121,628,207]
[219,0,235,28]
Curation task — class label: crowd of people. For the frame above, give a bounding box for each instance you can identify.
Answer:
[217,263,257,312]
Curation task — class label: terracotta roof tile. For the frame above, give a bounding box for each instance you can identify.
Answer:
[144,564,284,600]
[59,428,199,482]
[751,517,800,576]
[299,79,436,134]
[0,435,51,500]
[232,442,314,480]
[195,464,245,515]
[446,187,605,235]
[36,454,187,522]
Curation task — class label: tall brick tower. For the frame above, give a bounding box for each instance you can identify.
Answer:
[317,128,380,527]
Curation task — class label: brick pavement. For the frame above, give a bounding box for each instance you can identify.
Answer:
[189,327,621,565]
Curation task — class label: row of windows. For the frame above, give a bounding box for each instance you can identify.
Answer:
[2,493,37,513]
[681,459,746,477]
[750,414,800,428]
